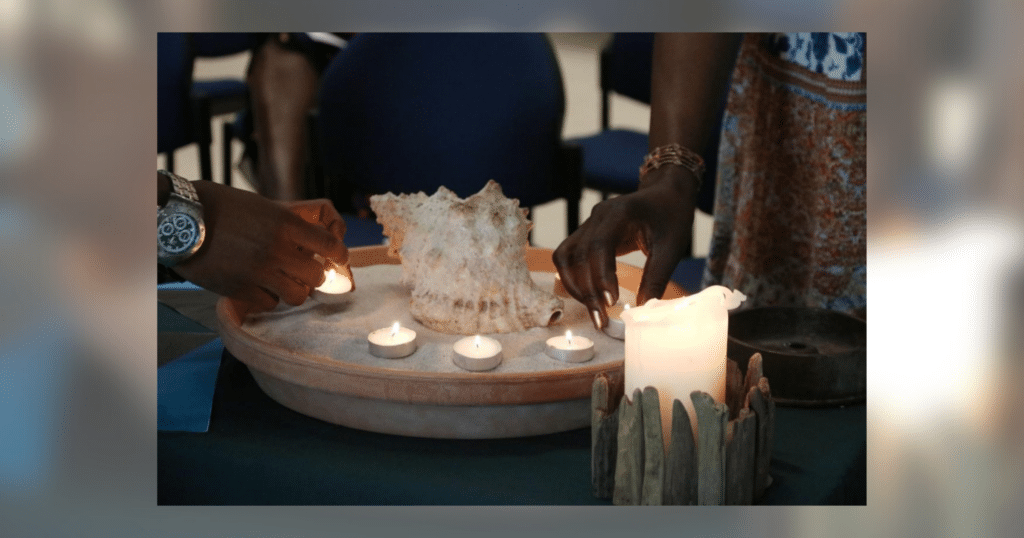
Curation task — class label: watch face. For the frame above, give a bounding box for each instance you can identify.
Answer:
[159,213,201,254]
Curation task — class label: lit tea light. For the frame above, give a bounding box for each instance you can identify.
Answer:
[552,272,570,298]
[311,259,354,302]
[368,321,418,359]
[452,335,503,371]
[602,303,631,340]
[545,330,595,363]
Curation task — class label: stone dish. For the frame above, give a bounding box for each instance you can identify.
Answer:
[217,245,687,439]
[727,306,866,407]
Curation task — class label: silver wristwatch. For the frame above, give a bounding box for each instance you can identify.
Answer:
[157,170,206,267]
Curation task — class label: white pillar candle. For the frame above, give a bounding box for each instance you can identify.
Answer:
[602,303,631,340]
[621,285,746,449]
[545,330,595,363]
[453,335,503,371]
[368,322,418,359]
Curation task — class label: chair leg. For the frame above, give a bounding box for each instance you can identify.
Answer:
[527,210,534,245]
[566,192,580,235]
[222,121,233,186]
[192,98,214,182]
[198,136,213,182]
[559,144,583,235]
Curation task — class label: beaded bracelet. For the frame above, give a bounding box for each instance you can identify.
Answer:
[639,143,706,189]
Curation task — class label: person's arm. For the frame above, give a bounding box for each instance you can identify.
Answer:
[647,33,741,162]
[553,33,741,329]
[161,175,349,311]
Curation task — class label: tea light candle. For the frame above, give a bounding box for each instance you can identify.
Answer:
[602,303,631,340]
[368,322,418,359]
[315,267,352,294]
[545,330,595,363]
[622,286,746,448]
[311,255,355,303]
[453,335,503,371]
[553,272,570,298]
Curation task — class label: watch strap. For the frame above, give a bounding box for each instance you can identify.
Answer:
[159,169,201,207]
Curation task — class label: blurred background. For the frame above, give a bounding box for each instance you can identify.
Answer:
[157,32,712,265]
[2,0,1024,536]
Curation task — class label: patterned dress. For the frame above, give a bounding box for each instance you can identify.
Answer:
[702,33,867,319]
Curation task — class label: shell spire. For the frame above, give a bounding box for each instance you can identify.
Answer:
[370,180,564,334]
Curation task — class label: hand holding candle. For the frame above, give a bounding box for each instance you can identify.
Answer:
[311,255,355,302]
[602,303,631,340]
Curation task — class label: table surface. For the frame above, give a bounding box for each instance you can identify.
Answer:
[157,264,866,506]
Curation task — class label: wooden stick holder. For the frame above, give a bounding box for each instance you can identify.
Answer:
[591,353,775,505]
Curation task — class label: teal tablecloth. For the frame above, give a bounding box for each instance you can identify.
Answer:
[156,278,865,505]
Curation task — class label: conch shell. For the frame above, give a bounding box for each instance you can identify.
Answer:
[370,180,564,335]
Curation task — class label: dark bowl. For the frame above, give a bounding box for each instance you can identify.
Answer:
[727,306,865,407]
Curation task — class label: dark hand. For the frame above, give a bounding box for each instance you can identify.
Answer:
[284,198,355,289]
[173,181,348,311]
[553,166,698,329]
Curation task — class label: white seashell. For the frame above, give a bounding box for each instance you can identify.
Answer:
[370,180,564,335]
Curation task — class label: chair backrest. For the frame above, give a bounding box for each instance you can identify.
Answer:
[157,32,195,154]
[190,33,258,58]
[316,33,567,208]
[602,33,655,107]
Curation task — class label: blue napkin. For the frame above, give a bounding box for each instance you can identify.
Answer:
[0,315,69,488]
[158,337,223,432]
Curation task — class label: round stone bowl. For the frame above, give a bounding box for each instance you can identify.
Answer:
[727,306,866,407]
[217,245,686,439]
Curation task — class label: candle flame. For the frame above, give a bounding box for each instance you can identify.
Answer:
[473,335,481,348]
[566,330,574,345]
[624,304,631,310]
[390,322,400,337]
[325,268,337,283]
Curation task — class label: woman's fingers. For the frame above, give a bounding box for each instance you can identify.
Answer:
[277,248,327,289]
[636,232,689,306]
[285,199,349,265]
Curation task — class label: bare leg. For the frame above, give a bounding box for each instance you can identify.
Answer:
[246,34,318,201]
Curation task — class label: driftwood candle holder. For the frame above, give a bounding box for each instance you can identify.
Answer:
[591,353,775,505]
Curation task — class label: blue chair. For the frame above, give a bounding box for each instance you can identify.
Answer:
[567,33,654,201]
[314,33,583,246]
[158,33,255,184]
[565,33,651,200]
[190,33,256,186]
[157,33,195,173]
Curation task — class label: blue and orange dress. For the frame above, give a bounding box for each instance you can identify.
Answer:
[703,33,867,319]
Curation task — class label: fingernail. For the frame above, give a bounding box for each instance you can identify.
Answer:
[603,290,615,307]
[591,309,603,330]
